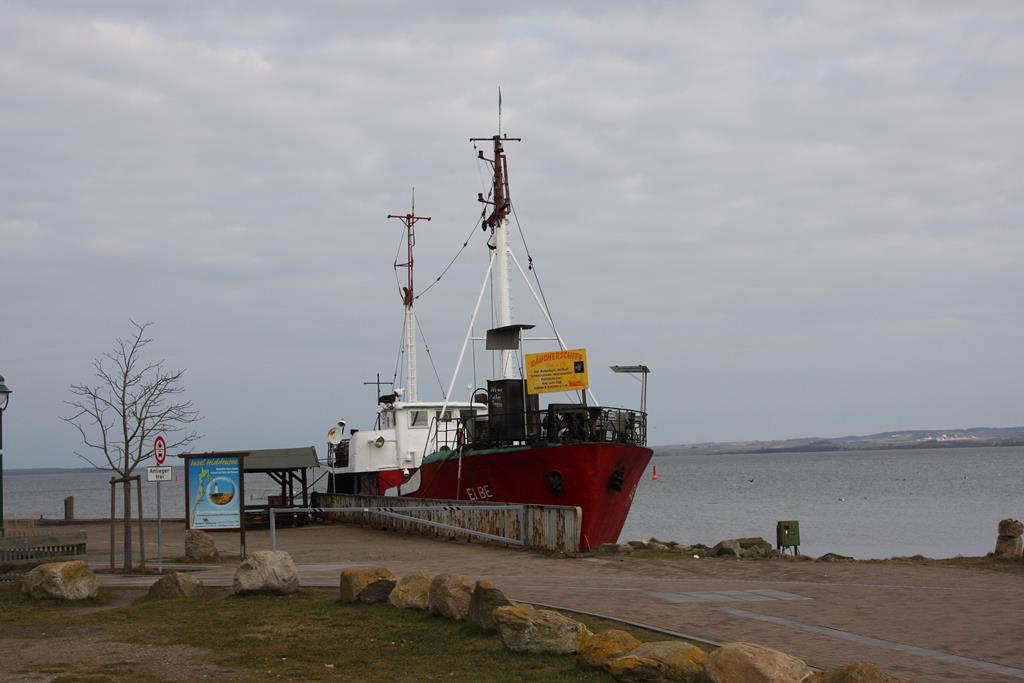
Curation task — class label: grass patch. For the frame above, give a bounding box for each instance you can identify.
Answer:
[0,584,616,682]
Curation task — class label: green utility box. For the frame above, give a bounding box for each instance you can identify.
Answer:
[777,520,801,555]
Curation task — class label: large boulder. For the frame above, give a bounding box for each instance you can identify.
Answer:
[232,551,300,595]
[427,573,475,621]
[388,571,432,610]
[994,535,1023,559]
[21,560,98,601]
[814,661,914,683]
[607,641,708,682]
[339,566,396,604]
[184,529,220,562]
[998,518,1023,537]
[147,571,205,598]
[738,538,775,558]
[707,642,813,683]
[577,629,641,671]
[713,539,742,557]
[713,538,774,559]
[467,580,513,631]
[493,604,591,654]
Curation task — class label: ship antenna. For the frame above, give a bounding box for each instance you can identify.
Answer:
[389,192,431,402]
[498,86,502,136]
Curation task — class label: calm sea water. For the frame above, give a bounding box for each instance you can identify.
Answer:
[621,446,1024,559]
[4,447,1022,559]
[2,468,332,521]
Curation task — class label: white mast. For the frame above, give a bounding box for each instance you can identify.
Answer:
[494,216,515,378]
[388,194,430,402]
[403,304,417,401]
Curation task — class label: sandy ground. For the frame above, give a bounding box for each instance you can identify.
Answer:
[18,519,1024,683]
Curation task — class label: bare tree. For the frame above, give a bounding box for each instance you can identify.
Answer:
[62,320,201,570]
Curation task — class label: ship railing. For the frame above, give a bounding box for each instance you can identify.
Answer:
[463,405,647,449]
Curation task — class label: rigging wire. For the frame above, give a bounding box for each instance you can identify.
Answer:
[510,201,564,344]
[411,214,483,299]
[391,313,407,390]
[414,312,447,399]
[391,223,410,300]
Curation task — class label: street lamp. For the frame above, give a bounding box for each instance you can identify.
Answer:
[0,375,11,538]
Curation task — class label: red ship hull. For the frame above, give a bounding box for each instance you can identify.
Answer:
[401,442,652,549]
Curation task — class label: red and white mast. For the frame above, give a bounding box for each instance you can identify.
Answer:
[389,192,430,402]
[473,133,521,378]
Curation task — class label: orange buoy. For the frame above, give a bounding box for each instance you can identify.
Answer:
[652,464,658,481]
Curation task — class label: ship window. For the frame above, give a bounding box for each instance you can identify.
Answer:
[409,410,427,427]
[436,409,454,422]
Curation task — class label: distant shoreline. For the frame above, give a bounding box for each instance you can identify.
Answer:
[743,438,1024,455]
[656,438,1024,457]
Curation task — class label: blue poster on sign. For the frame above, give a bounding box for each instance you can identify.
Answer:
[187,455,242,529]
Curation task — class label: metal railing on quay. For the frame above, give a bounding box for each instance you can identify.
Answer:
[264,504,528,551]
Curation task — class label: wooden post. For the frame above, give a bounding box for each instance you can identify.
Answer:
[301,468,308,508]
[63,496,74,521]
[109,478,116,570]
[135,475,146,570]
[239,459,246,559]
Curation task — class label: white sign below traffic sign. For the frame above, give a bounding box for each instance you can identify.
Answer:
[147,466,172,482]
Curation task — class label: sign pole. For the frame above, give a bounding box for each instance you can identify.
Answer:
[152,434,168,574]
[156,479,162,574]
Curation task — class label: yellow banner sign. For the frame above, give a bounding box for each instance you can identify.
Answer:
[525,348,589,395]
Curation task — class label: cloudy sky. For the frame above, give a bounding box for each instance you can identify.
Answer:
[2,2,1022,468]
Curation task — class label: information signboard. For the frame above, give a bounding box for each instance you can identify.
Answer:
[525,348,589,395]
[185,455,243,530]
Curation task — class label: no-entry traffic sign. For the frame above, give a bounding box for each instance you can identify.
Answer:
[153,434,167,465]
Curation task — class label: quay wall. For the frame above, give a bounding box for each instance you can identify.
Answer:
[310,492,581,553]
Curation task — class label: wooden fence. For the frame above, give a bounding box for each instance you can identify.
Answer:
[0,530,88,577]
[310,492,582,553]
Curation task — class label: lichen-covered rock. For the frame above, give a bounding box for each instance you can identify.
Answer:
[493,604,591,654]
[339,566,396,603]
[577,629,641,671]
[648,542,671,551]
[813,661,914,683]
[628,539,650,549]
[232,550,299,595]
[21,560,98,601]
[998,518,1023,537]
[608,641,708,682]
[467,579,512,630]
[184,529,220,561]
[994,535,1023,559]
[388,571,432,610]
[707,642,813,683]
[427,573,475,621]
[147,571,205,598]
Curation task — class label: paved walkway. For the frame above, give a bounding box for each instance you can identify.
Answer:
[86,521,1024,683]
